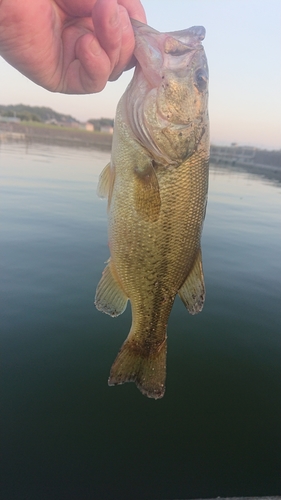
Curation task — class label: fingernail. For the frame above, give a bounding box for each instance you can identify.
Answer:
[109,70,123,82]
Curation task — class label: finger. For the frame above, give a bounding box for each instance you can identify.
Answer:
[56,0,98,17]
[92,0,123,71]
[117,0,147,23]
[64,33,111,93]
[108,1,147,81]
[108,7,135,81]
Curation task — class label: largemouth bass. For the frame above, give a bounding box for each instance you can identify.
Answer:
[95,20,209,399]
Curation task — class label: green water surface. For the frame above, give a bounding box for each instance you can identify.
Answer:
[1,142,280,499]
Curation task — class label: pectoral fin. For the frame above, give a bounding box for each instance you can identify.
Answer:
[134,160,161,222]
[97,162,115,208]
[178,249,205,314]
[95,260,128,317]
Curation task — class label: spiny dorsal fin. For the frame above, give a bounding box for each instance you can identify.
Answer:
[95,260,128,317]
[178,248,205,314]
[134,160,161,222]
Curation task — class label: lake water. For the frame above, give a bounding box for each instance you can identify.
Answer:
[1,142,281,500]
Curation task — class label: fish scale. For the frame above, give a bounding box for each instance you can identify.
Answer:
[95,20,209,399]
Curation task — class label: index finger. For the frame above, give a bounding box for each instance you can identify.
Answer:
[117,0,146,23]
[92,0,123,71]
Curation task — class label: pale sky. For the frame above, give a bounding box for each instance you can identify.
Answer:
[0,0,280,149]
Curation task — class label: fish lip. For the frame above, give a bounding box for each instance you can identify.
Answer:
[169,25,206,41]
[130,19,206,43]
[131,19,205,87]
[130,18,161,35]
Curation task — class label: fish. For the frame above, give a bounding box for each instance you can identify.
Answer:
[95,19,209,399]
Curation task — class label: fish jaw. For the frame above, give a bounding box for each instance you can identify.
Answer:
[125,20,209,165]
[130,19,206,88]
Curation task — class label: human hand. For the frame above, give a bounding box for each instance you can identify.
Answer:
[0,0,146,93]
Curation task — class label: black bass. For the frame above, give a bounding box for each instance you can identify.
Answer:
[95,20,209,399]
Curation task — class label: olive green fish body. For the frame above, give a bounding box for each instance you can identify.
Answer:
[95,21,209,399]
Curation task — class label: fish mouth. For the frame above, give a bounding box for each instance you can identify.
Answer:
[130,19,205,41]
[168,25,205,41]
[130,19,206,87]
[131,19,194,56]
[126,20,208,163]
[130,18,160,34]
[130,19,205,46]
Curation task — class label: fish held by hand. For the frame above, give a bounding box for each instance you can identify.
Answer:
[95,20,209,399]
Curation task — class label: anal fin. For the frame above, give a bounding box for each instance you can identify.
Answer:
[95,260,128,317]
[178,248,205,314]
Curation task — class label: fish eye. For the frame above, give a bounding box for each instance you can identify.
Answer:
[195,69,208,92]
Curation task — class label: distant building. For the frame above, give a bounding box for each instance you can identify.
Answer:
[45,119,59,126]
[79,122,94,131]
[69,122,81,129]
[100,125,113,134]
[0,116,20,123]
[85,122,94,131]
[210,144,256,165]
[210,144,281,168]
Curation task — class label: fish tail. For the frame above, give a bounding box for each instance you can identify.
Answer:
[108,337,167,399]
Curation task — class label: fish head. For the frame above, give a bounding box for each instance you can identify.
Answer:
[125,20,209,164]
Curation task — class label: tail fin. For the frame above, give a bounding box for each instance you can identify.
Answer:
[108,338,167,399]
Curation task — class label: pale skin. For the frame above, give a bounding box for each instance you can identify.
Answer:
[0,0,146,94]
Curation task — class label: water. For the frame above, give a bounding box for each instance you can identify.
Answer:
[1,142,280,499]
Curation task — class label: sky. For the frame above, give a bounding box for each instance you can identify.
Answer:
[0,0,280,149]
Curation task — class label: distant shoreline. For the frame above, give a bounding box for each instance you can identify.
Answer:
[0,121,112,151]
[1,121,280,184]
[210,160,281,184]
